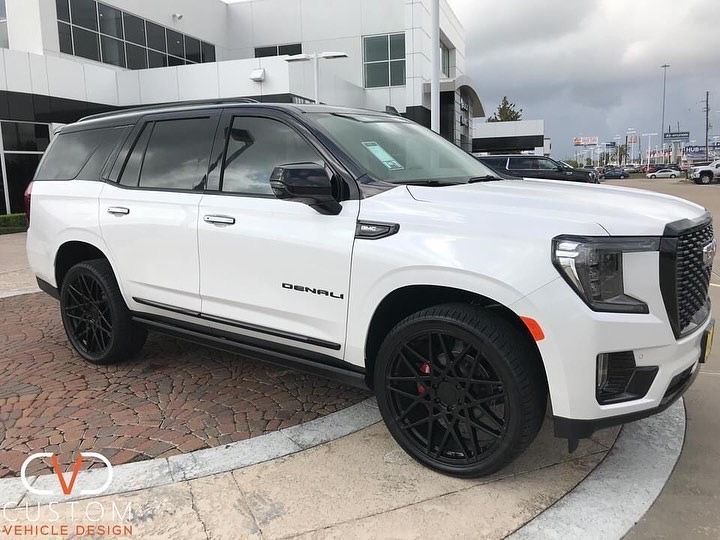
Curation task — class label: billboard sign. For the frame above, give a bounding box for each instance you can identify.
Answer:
[573,136,599,146]
[604,141,617,148]
[685,144,720,160]
[664,131,690,142]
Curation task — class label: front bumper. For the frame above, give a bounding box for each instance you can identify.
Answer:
[553,360,699,439]
[510,254,710,436]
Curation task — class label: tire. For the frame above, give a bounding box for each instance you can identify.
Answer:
[650,175,656,179]
[670,174,677,178]
[700,173,712,185]
[60,259,147,365]
[374,303,547,477]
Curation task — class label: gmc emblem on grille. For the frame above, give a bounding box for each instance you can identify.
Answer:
[703,238,717,268]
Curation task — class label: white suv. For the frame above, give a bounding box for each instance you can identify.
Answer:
[26,102,714,477]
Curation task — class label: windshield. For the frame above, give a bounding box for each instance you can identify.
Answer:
[309,113,498,184]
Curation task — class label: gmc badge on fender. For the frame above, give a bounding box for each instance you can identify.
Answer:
[282,283,344,299]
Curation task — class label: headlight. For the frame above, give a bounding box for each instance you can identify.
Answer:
[551,236,660,313]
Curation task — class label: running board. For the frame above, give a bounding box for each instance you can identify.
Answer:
[132,314,368,390]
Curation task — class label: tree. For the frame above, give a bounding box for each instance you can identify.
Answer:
[488,96,523,122]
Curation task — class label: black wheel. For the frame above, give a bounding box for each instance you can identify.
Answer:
[374,304,546,477]
[650,174,656,179]
[60,259,147,364]
[670,174,677,178]
[700,173,712,185]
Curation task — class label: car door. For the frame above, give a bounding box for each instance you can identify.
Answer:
[99,110,220,313]
[197,109,359,356]
[535,157,578,181]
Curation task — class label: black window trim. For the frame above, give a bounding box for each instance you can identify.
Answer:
[104,107,360,201]
[107,110,221,194]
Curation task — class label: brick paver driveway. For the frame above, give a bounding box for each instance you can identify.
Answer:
[0,293,370,478]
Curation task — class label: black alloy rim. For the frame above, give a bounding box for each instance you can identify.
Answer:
[64,273,113,356]
[385,331,507,465]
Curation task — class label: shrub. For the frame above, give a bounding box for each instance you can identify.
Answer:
[0,213,28,235]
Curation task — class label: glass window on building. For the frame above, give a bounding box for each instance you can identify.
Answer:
[363,33,405,88]
[55,1,216,70]
[254,43,302,58]
[441,43,451,77]
[0,122,51,214]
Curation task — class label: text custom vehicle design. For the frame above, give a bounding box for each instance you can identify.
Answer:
[26,101,713,477]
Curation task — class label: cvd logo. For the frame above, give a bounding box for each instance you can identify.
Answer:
[20,452,113,496]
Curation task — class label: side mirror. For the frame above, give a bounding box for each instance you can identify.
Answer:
[270,163,342,215]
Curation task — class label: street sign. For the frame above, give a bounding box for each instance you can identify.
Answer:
[664,131,690,142]
[604,141,617,148]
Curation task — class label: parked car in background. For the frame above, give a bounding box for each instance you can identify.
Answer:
[477,155,598,183]
[689,160,720,184]
[623,164,640,174]
[603,167,629,179]
[647,169,679,179]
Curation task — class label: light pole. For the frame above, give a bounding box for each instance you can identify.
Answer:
[641,133,657,166]
[660,63,670,163]
[613,135,622,165]
[285,52,349,104]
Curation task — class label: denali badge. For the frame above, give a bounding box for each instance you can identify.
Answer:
[703,239,717,268]
[282,283,344,299]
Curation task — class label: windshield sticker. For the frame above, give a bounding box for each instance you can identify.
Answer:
[361,141,404,170]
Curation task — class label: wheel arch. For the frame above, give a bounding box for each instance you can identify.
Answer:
[362,284,547,391]
[55,240,112,290]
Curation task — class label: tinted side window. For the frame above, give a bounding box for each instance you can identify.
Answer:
[34,126,129,181]
[138,117,217,191]
[508,157,536,170]
[536,158,559,170]
[221,117,322,195]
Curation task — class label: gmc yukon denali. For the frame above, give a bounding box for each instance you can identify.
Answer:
[26,102,715,477]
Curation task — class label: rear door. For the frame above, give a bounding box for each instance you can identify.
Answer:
[99,111,220,312]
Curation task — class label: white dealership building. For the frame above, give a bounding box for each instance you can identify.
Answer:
[0,0,483,214]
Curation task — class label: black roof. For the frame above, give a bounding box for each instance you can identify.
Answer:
[76,99,392,129]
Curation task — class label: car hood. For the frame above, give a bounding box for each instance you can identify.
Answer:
[406,178,707,236]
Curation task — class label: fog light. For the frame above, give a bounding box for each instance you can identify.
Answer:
[597,353,610,391]
[595,351,658,405]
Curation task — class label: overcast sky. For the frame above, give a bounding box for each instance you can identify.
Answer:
[448,0,720,158]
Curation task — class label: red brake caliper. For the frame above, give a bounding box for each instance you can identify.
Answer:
[417,362,431,395]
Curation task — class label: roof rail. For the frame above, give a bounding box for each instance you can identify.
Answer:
[78,97,261,123]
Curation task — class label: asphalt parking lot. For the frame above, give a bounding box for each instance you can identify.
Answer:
[604,176,720,539]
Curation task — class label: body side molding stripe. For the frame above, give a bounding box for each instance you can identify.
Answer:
[132,297,341,350]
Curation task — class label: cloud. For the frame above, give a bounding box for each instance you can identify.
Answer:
[449,0,720,157]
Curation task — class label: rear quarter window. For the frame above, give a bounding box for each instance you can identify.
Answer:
[34,125,130,181]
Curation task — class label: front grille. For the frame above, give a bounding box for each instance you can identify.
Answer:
[676,224,713,330]
[660,216,714,338]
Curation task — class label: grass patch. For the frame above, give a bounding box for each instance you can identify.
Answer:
[0,213,28,235]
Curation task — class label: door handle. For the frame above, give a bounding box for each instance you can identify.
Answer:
[107,206,130,215]
[204,214,235,225]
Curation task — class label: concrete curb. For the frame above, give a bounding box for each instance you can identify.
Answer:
[509,399,686,539]
[1,398,381,508]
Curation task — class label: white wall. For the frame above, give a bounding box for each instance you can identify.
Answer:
[3,0,472,115]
